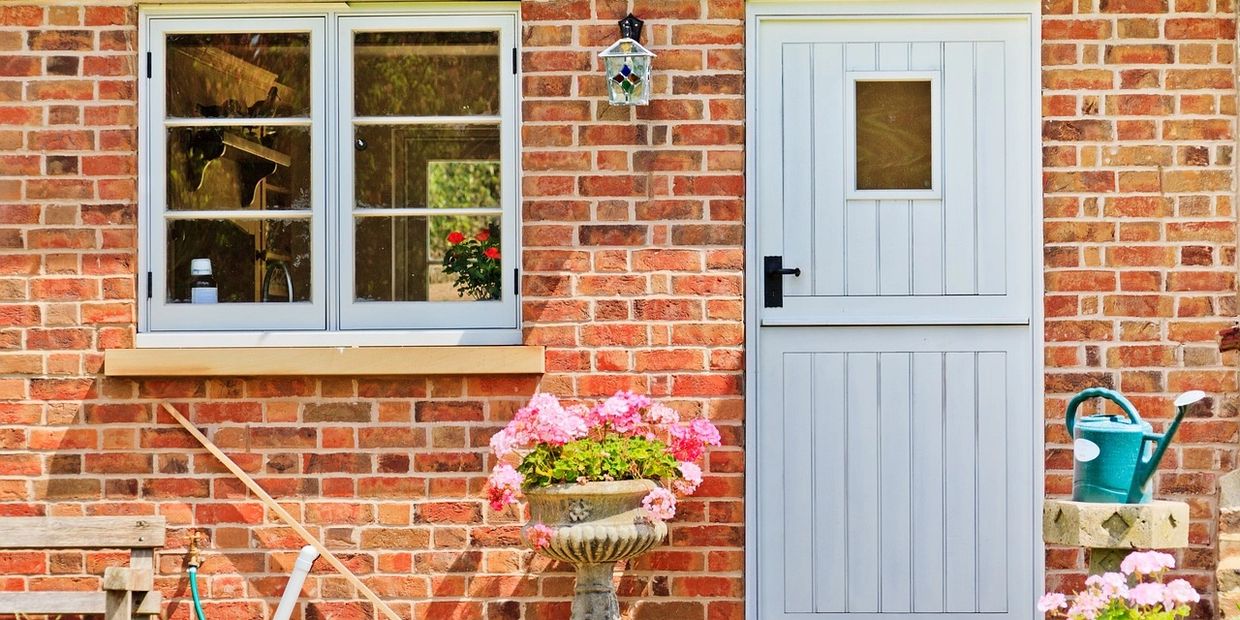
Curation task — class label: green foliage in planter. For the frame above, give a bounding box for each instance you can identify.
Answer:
[518,435,680,489]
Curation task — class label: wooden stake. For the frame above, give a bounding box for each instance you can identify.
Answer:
[160,402,403,620]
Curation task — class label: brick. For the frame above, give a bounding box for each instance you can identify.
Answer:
[1165,18,1236,39]
[28,30,93,51]
[1043,20,1112,40]
[1104,44,1174,64]
[1100,0,1168,11]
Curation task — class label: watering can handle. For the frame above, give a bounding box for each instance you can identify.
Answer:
[1065,387,1141,436]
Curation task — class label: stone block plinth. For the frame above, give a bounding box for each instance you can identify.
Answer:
[1043,499,1189,574]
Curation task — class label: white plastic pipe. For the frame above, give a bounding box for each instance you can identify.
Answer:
[272,545,320,620]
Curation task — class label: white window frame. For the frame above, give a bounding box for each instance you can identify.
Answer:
[336,14,519,331]
[136,4,522,347]
[844,70,942,200]
[143,16,329,332]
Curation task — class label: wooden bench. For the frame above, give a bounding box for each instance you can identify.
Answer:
[0,516,165,619]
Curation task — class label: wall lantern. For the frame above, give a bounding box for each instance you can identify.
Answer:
[599,14,656,106]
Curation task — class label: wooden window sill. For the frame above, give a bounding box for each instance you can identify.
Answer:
[103,346,545,377]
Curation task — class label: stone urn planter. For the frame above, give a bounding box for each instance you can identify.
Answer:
[521,479,669,620]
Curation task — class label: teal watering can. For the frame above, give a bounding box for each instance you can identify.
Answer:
[1066,387,1205,504]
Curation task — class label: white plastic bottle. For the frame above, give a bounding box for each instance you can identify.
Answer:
[190,258,218,304]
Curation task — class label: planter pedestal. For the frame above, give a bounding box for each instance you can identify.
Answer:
[571,563,621,620]
[1043,499,1188,574]
[522,480,669,620]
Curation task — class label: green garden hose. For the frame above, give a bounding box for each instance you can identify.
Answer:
[187,565,208,620]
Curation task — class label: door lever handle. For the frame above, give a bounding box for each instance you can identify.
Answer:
[763,256,800,308]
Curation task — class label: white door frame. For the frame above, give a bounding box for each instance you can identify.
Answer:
[742,1,1045,618]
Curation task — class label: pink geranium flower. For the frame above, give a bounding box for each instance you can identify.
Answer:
[486,464,524,511]
[672,461,702,495]
[669,418,721,461]
[1040,550,1198,620]
[1121,550,1175,576]
[1127,582,1167,608]
[1164,579,1199,607]
[1036,593,1066,613]
[588,391,649,435]
[527,523,554,550]
[642,487,677,521]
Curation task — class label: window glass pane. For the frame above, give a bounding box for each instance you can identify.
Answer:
[355,125,500,210]
[167,125,311,211]
[353,31,500,117]
[167,33,311,118]
[855,80,932,191]
[166,218,311,303]
[355,215,500,302]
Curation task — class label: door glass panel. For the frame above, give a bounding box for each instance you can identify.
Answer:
[355,215,501,302]
[353,31,500,117]
[166,125,311,211]
[166,33,311,118]
[855,80,932,190]
[354,125,500,209]
[166,218,311,303]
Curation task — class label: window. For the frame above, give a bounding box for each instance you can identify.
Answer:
[139,8,519,345]
[845,72,940,199]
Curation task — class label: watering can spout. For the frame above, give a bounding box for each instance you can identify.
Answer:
[1125,390,1206,503]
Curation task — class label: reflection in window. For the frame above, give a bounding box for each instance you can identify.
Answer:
[353,126,501,302]
[164,31,314,306]
[166,33,311,118]
[355,215,500,302]
[353,31,500,117]
[855,80,933,191]
[167,218,311,303]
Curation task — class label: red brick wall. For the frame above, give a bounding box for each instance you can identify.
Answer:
[5,0,1240,616]
[1040,0,1239,611]
[0,1,745,619]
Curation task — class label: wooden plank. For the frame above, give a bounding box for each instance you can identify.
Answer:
[105,588,132,620]
[878,42,910,71]
[910,41,943,71]
[812,353,848,612]
[104,345,545,376]
[845,42,876,71]
[103,566,154,592]
[845,201,879,296]
[781,353,814,613]
[879,353,913,612]
[911,352,946,612]
[0,517,165,549]
[976,352,1009,612]
[974,41,1007,296]
[757,341,788,619]
[0,591,106,614]
[812,43,846,297]
[161,402,403,620]
[878,200,912,295]
[136,591,163,617]
[846,353,880,612]
[782,44,814,300]
[911,199,945,295]
[942,42,977,295]
[131,548,158,620]
[944,351,978,612]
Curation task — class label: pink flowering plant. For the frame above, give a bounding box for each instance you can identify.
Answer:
[485,391,720,531]
[1038,551,1198,620]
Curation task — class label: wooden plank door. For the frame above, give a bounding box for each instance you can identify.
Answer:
[752,13,1036,620]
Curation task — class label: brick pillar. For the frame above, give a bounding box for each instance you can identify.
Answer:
[1041,0,1240,611]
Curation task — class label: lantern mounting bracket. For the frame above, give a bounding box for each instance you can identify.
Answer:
[619,14,644,41]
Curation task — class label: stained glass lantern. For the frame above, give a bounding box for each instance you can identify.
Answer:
[599,14,656,106]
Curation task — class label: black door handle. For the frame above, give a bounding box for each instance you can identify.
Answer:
[764,256,800,308]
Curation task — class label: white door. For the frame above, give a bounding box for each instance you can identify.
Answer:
[750,11,1037,620]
